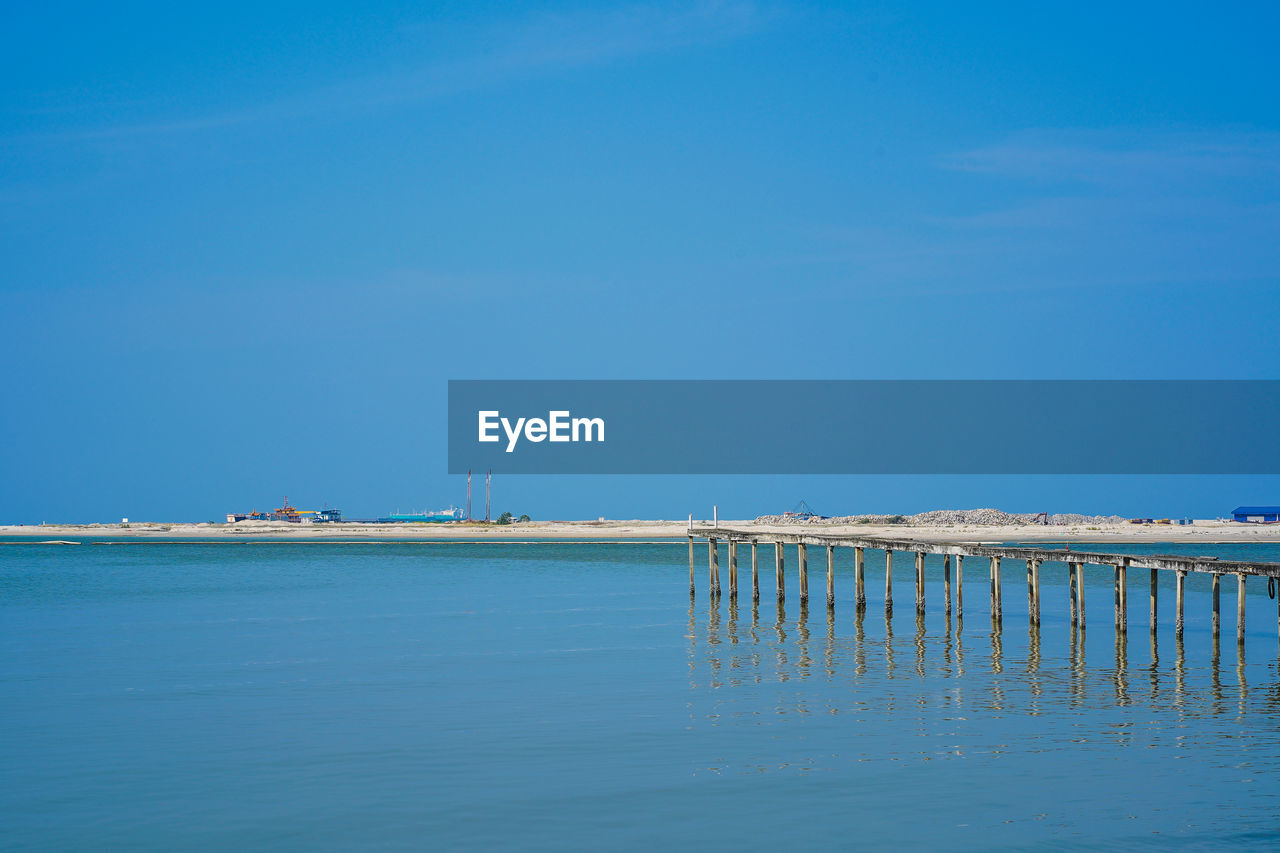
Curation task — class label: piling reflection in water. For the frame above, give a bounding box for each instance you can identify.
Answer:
[688,584,1280,727]
[796,603,812,679]
[914,614,926,677]
[1114,628,1129,706]
[687,542,1278,755]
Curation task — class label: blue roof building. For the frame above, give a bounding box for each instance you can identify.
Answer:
[1232,506,1280,523]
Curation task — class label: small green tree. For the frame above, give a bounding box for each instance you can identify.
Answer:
[496,511,513,525]
[518,514,531,522]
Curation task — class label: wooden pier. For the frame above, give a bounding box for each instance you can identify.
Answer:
[688,525,1280,649]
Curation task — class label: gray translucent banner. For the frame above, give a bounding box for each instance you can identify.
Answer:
[447,380,1280,474]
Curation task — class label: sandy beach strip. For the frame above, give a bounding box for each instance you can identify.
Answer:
[5,519,1280,544]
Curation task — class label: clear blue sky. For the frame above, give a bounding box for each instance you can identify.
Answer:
[3,1,1279,523]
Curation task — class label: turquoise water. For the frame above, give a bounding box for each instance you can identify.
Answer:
[3,540,1280,850]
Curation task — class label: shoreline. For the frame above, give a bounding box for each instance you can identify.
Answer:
[6,519,1280,544]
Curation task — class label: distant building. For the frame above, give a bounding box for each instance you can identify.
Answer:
[227,504,341,523]
[1231,506,1280,523]
[226,511,271,523]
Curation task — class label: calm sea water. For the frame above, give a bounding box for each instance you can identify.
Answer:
[3,539,1280,850]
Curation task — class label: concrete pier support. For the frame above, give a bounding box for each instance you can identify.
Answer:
[1237,573,1246,646]
[709,538,720,596]
[751,542,759,601]
[1211,574,1220,637]
[915,552,926,614]
[943,555,952,615]
[1120,564,1128,627]
[990,556,1002,622]
[798,543,808,604]
[1076,563,1085,629]
[1175,570,1185,637]
[1114,564,1127,632]
[775,542,785,601]
[885,550,894,615]
[1150,568,1158,633]
[1032,559,1041,625]
[1026,560,1034,623]
[826,545,835,609]
[688,536,695,596]
[728,541,738,599]
[1026,559,1040,626]
[1113,566,1120,628]
[854,547,866,610]
[1069,563,1078,624]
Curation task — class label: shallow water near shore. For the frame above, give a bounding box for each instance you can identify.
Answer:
[3,541,1280,849]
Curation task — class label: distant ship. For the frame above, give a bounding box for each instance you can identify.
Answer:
[382,507,466,523]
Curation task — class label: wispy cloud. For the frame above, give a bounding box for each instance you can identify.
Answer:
[945,128,1280,186]
[809,128,1280,293]
[21,1,769,144]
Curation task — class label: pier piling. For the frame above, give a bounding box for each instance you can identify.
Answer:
[775,542,785,601]
[944,554,952,615]
[1114,563,1127,633]
[1237,573,1246,646]
[751,542,759,602]
[1150,568,1158,633]
[956,555,964,617]
[1027,559,1041,626]
[798,543,808,604]
[1077,563,1086,629]
[1114,565,1120,630]
[709,538,720,596]
[1120,563,1128,628]
[990,557,1002,622]
[1069,563,1078,625]
[728,541,738,599]
[1175,570,1185,637]
[854,547,866,611]
[1033,559,1041,624]
[915,552,925,614]
[688,536,695,596]
[1212,574,1221,637]
[826,545,835,609]
[1026,560,1034,622]
[885,550,894,615]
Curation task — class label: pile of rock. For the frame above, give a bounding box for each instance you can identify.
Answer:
[903,509,1023,526]
[1042,513,1128,526]
[754,508,1126,526]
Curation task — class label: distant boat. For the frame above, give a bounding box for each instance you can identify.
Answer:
[382,507,466,523]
